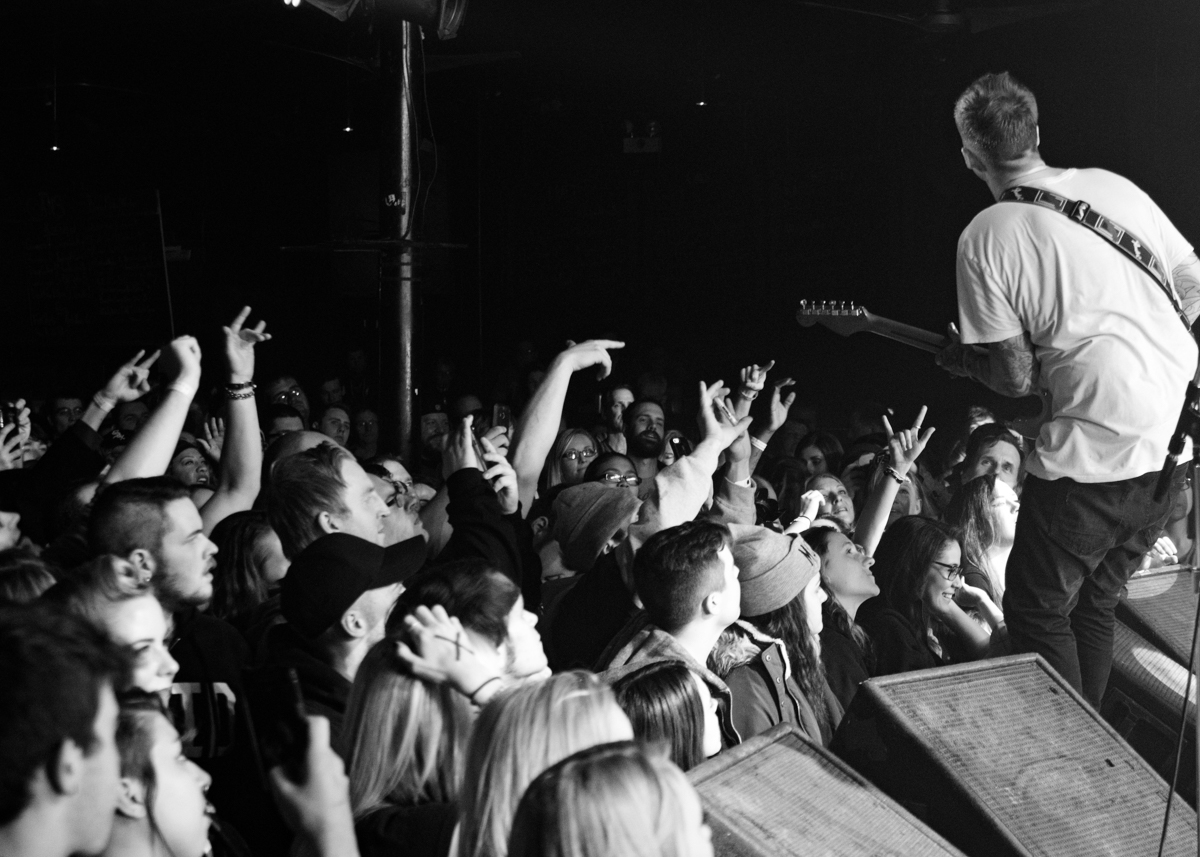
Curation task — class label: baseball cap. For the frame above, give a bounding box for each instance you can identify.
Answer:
[281,533,427,639]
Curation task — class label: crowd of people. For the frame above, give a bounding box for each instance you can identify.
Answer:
[4,70,1199,857]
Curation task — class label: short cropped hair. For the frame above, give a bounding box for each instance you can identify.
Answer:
[634,520,731,634]
[394,559,519,648]
[0,604,129,824]
[88,477,190,561]
[954,72,1039,167]
[266,441,353,559]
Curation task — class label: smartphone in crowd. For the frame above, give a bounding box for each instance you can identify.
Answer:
[669,435,691,460]
[492,403,513,435]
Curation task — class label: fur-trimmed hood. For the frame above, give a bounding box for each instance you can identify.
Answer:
[708,619,793,681]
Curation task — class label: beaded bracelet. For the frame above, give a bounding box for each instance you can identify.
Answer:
[884,466,908,485]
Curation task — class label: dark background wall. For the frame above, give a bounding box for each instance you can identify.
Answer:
[2,0,1197,435]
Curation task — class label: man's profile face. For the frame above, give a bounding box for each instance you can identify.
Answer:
[624,402,665,458]
[157,499,218,609]
[74,684,121,855]
[330,458,392,546]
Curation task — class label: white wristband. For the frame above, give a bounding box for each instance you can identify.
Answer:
[749,436,768,451]
[168,381,198,398]
[91,393,116,414]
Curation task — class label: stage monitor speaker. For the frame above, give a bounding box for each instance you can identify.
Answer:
[688,723,966,857]
[832,654,1197,856]
[1118,565,1197,667]
[1102,619,1197,804]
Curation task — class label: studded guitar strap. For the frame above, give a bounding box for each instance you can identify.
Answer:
[1000,185,1193,336]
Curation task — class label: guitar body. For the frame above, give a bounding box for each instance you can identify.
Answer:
[796,300,1049,440]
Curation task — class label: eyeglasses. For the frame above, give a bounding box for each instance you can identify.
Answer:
[598,471,641,487]
[561,447,597,462]
[383,478,413,507]
[931,560,964,583]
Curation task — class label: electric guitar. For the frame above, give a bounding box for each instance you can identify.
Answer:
[796,299,1048,439]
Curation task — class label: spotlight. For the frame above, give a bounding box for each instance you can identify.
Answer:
[343,125,353,132]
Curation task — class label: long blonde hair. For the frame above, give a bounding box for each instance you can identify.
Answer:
[540,429,599,491]
[457,671,633,857]
[507,741,702,857]
[343,637,475,817]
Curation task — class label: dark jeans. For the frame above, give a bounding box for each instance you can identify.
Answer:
[1003,470,1179,708]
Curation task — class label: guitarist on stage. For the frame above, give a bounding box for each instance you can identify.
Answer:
[935,71,1200,707]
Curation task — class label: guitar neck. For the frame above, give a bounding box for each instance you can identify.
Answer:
[867,319,948,354]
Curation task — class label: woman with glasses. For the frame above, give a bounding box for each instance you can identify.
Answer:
[539,428,600,492]
[584,452,642,492]
[858,516,1004,676]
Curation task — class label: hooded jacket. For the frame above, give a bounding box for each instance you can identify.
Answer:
[709,619,843,746]
[597,612,742,749]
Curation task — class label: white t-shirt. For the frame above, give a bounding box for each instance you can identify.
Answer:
[957,167,1197,482]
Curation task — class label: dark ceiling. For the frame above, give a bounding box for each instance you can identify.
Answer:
[2,0,1198,430]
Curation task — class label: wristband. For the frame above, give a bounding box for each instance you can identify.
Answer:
[226,389,256,401]
[91,393,116,414]
[168,381,198,398]
[739,387,759,400]
[884,466,908,485]
[225,382,257,400]
[226,381,254,391]
[796,514,811,526]
[749,436,768,452]
[468,675,502,705]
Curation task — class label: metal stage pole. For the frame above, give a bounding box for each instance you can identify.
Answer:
[378,10,414,461]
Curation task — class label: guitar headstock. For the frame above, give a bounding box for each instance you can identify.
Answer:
[796,300,876,337]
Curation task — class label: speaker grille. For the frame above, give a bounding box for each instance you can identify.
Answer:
[691,726,964,856]
[1111,621,1197,719]
[863,655,1197,856]
[1122,568,1197,667]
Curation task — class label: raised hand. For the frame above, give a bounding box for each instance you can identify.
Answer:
[442,416,483,478]
[738,360,775,397]
[767,377,797,432]
[98,350,160,406]
[7,400,31,448]
[482,424,510,459]
[480,435,519,515]
[168,336,203,388]
[224,306,272,384]
[396,605,504,701]
[268,715,357,851]
[0,424,22,471]
[554,339,625,380]
[698,380,753,452]
[882,405,936,476]
[196,417,226,462]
